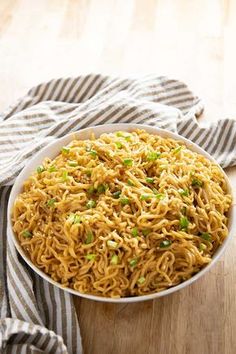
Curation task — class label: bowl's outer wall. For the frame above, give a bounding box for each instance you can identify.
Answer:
[7,123,236,303]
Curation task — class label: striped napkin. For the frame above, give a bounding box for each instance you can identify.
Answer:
[0,75,235,354]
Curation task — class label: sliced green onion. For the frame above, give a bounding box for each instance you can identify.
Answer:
[115,142,122,149]
[140,194,153,201]
[146,177,154,184]
[179,216,189,230]
[120,197,130,205]
[129,259,138,267]
[138,276,145,284]
[74,214,81,224]
[116,132,124,137]
[142,229,150,236]
[200,232,211,241]
[125,136,131,142]
[37,165,45,174]
[86,254,96,260]
[88,186,95,194]
[199,243,207,251]
[89,150,97,157]
[61,146,70,154]
[48,165,56,172]
[160,239,172,248]
[86,200,96,209]
[68,160,77,167]
[192,178,204,187]
[97,184,106,194]
[179,189,189,197]
[111,255,119,265]
[85,170,92,177]
[146,152,161,161]
[181,206,187,215]
[61,171,68,181]
[123,158,133,166]
[127,179,134,186]
[85,232,94,244]
[131,227,138,237]
[173,146,182,154]
[68,214,82,224]
[22,230,32,238]
[47,198,56,207]
[107,240,118,249]
[155,193,165,200]
[112,191,121,199]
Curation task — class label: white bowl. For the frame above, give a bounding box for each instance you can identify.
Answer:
[8,123,236,303]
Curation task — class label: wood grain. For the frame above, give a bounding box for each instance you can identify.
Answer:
[0,1,235,353]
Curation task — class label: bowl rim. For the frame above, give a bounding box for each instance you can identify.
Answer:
[7,123,236,303]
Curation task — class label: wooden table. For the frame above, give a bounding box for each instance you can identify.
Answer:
[0,1,235,353]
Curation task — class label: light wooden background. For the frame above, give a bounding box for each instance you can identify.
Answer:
[0,1,236,353]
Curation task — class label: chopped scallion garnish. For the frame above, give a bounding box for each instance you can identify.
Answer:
[200,232,211,241]
[88,186,95,194]
[61,171,68,181]
[85,232,94,244]
[86,200,96,209]
[61,147,70,154]
[107,240,118,249]
[68,214,81,224]
[47,198,56,207]
[173,146,182,154]
[127,179,134,186]
[112,191,121,199]
[155,193,165,200]
[146,152,161,161]
[89,150,97,157]
[86,254,96,260]
[192,178,203,188]
[74,215,81,224]
[129,259,138,267]
[37,166,45,174]
[68,161,77,167]
[111,255,118,265]
[199,243,207,251]
[120,197,130,205]
[146,177,154,184]
[178,189,189,197]
[48,165,56,172]
[97,184,107,194]
[123,159,133,167]
[116,132,124,137]
[160,240,172,248]
[115,142,122,149]
[22,230,32,238]
[179,216,189,230]
[85,170,92,177]
[140,194,152,201]
[138,276,145,284]
[131,227,138,237]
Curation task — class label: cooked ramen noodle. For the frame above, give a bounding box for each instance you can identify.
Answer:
[12,129,232,298]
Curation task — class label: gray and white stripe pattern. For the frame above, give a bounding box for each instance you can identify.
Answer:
[0,74,235,353]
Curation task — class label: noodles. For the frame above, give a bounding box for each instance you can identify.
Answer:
[12,129,232,298]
